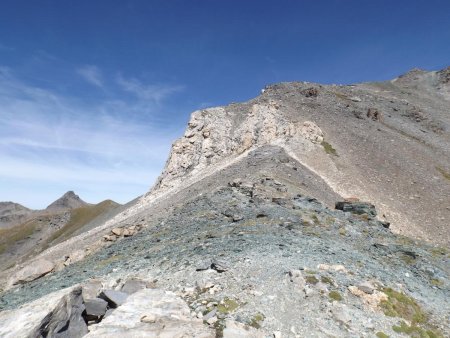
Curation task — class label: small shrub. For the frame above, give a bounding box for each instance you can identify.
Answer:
[376,332,389,338]
[217,298,239,314]
[321,141,338,156]
[436,166,450,182]
[321,276,334,286]
[305,275,319,285]
[249,313,265,329]
[392,321,442,338]
[329,291,342,301]
[380,288,427,324]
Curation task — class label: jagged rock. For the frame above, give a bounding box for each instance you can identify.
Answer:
[103,234,117,242]
[350,96,362,102]
[335,200,377,219]
[111,227,124,236]
[223,320,265,338]
[99,290,129,308]
[85,288,214,337]
[211,259,229,273]
[366,108,383,121]
[0,286,87,338]
[9,258,55,285]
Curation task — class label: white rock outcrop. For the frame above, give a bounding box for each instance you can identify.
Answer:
[146,101,324,199]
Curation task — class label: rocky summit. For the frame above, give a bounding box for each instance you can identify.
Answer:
[0,68,449,337]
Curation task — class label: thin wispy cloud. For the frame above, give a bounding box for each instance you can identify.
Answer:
[0,43,14,51]
[116,75,183,103]
[77,65,104,88]
[0,67,183,208]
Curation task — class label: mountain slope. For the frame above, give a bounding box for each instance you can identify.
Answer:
[0,197,120,272]
[0,146,448,337]
[0,202,34,229]
[0,67,449,337]
[144,67,450,246]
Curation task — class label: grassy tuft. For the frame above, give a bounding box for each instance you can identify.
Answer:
[380,288,427,324]
[249,313,265,329]
[329,291,342,301]
[392,321,442,338]
[217,298,239,314]
[436,166,450,182]
[321,140,338,156]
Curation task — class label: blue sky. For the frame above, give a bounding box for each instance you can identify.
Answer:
[1,0,449,208]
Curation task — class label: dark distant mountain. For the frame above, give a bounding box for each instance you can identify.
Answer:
[46,191,89,211]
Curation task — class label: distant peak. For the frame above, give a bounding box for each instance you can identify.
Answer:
[46,191,88,211]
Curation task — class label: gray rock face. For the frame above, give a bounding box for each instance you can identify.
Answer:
[0,286,87,338]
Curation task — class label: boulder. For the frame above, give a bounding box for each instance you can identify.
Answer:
[335,200,377,219]
[85,298,108,321]
[0,286,87,338]
[9,258,55,285]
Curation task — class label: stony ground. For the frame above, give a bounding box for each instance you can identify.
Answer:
[1,147,448,337]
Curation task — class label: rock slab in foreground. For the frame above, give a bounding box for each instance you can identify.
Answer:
[0,286,87,338]
[85,288,214,337]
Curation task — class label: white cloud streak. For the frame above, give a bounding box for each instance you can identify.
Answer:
[77,65,104,88]
[0,67,183,208]
[116,75,183,103]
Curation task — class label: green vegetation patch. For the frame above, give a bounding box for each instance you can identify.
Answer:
[376,332,389,338]
[321,140,338,156]
[0,220,37,255]
[305,275,319,285]
[321,276,334,286]
[436,166,450,182]
[328,290,342,301]
[45,200,118,247]
[380,288,427,324]
[392,321,442,338]
[217,298,239,314]
[248,313,265,329]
